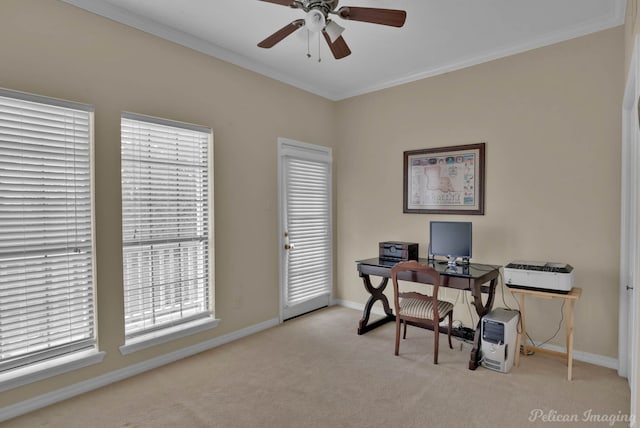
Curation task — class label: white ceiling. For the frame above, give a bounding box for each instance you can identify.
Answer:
[62,0,626,101]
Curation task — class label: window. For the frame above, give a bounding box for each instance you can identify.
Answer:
[0,89,96,374]
[121,113,213,347]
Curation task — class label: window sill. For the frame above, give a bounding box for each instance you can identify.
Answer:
[119,317,220,355]
[0,349,106,393]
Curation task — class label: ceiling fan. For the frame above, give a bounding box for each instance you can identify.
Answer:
[257,0,407,60]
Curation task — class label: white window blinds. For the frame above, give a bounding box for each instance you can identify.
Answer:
[284,157,332,307]
[0,89,95,372]
[121,113,211,338]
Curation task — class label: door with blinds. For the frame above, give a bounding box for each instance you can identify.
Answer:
[278,138,332,321]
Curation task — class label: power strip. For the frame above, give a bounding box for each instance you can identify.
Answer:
[454,326,476,341]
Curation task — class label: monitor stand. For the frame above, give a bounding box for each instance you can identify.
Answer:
[447,256,458,267]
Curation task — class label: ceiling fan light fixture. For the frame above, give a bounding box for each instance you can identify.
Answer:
[305,9,325,33]
[325,20,344,43]
[258,0,406,60]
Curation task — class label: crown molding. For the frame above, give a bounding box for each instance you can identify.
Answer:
[61,0,626,101]
[339,0,627,100]
[60,0,338,100]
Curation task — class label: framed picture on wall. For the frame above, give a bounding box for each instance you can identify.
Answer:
[403,143,485,215]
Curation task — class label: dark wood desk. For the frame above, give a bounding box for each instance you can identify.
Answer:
[356,257,501,370]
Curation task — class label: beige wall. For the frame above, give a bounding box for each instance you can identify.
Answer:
[0,0,625,411]
[0,0,335,407]
[335,27,623,359]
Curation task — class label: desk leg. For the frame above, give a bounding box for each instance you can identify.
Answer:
[468,277,498,370]
[357,274,394,335]
[565,298,575,381]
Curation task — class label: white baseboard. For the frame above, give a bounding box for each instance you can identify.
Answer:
[333,298,390,316]
[525,341,619,370]
[0,317,280,423]
[333,299,620,371]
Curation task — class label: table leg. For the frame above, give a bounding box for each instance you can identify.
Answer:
[357,274,395,335]
[515,323,521,368]
[519,293,527,357]
[506,288,580,379]
[468,277,498,370]
[565,298,575,380]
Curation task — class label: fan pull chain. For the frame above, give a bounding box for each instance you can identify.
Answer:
[305,29,322,63]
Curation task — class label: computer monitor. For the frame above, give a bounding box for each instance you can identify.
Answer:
[429,221,472,266]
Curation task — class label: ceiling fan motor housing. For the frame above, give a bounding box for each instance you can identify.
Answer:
[302,0,339,15]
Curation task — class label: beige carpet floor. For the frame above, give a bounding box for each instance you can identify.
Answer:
[2,306,631,428]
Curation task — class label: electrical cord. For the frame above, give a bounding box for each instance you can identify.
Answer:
[503,271,566,354]
[498,271,532,355]
[451,288,465,329]
[447,265,565,357]
[481,269,531,355]
[496,271,525,337]
[463,290,476,328]
[528,300,565,348]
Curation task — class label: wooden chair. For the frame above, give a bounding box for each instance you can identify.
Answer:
[390,260,454,364]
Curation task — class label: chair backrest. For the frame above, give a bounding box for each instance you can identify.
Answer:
[390,260,442,319]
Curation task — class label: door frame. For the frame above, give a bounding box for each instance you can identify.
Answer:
[277,137,333,323]
[621,32,640,422]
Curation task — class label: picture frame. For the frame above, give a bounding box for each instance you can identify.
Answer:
[403,143,485,215]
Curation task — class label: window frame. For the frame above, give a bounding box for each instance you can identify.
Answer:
[119,112,216,354]
[0,88,103,391]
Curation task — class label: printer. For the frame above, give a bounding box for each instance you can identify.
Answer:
[504,261,574,293]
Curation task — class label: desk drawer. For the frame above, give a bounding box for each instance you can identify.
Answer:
[440,275,471,290]
[358,265,392,278]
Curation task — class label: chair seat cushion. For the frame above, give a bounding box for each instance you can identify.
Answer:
[399,297,454,320]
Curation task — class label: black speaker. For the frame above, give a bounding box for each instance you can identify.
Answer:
[379,242,418,261]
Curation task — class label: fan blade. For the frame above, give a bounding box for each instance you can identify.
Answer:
[322,31,351,59]
[258,19,305,48]
[337,7,406,27]
[257,0,299,7]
